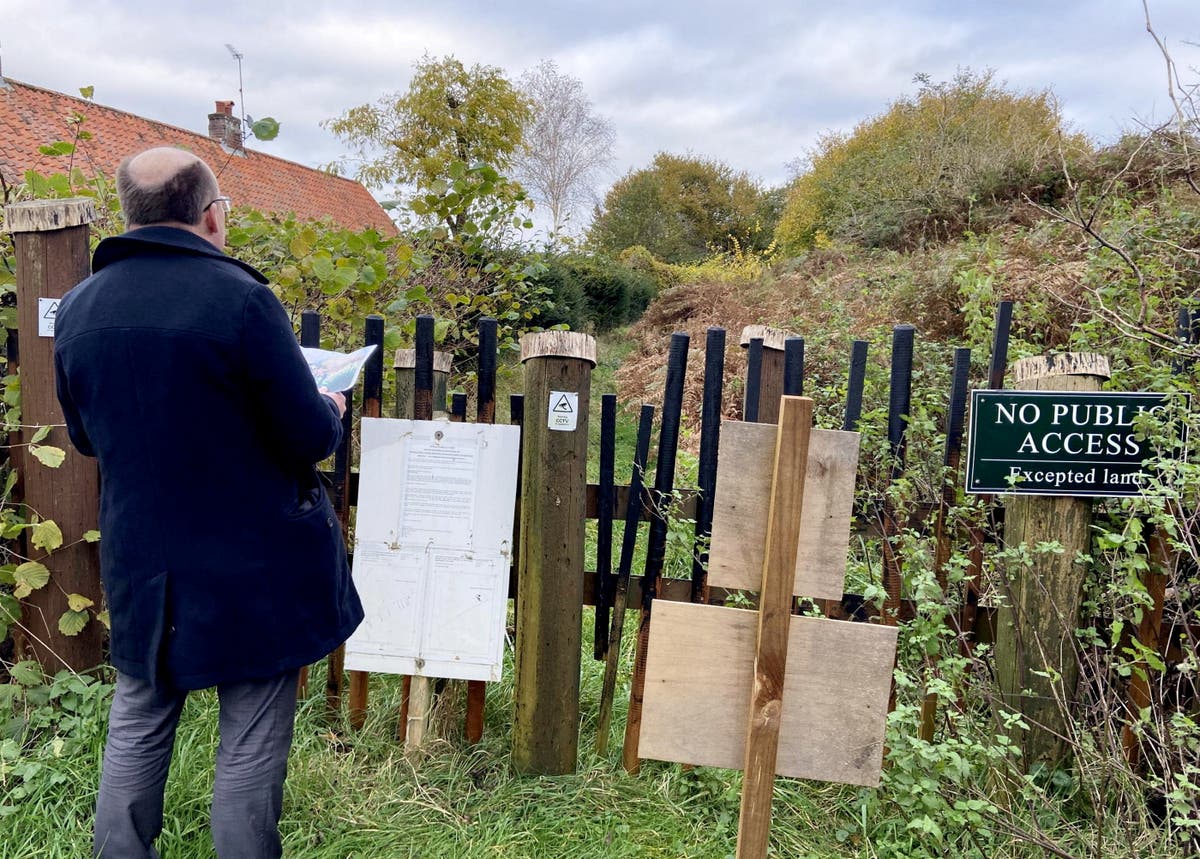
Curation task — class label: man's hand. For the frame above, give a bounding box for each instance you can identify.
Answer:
[319,389,347,418]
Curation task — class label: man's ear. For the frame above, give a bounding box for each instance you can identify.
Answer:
[201,207,221,237]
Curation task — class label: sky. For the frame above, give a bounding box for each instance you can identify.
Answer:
[2,0,1198,225]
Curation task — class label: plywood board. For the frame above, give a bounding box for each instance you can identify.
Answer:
[639,601,897,787]
[345,418,520,681]
[708,424,859,600]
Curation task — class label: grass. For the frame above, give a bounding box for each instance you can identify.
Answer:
[1,608,860,859]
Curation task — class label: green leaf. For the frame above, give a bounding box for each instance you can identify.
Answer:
[37,141,75,157]
[225,228,251,248]
[332,267,358,289]
[289,235,313,258]
[12,561,50,594]
[30,520,63,553]
[311,256,335,281]
[82,530,101,543]
[9,661,43,687]
[3,470,18,499]
[58,609,89,637]
[250,117,280,141]
[66,593,94,612]
[29,425,51,444]
[79,85,94,99]
[95,610,111,630]
[30,445,66,468]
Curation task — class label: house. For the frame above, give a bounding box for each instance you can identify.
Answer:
[0,78,396,234]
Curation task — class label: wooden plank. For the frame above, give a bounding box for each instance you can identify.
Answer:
[708,423,859,600]
[736,395,811,858]
[639,600,897,787]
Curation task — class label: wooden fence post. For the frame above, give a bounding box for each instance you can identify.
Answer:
[6,198,103,674]
[393,349,450,419]
[513,331,595,775]
[741,325,795,424]
[993,352,1109,772]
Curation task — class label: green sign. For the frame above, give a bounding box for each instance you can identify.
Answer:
[966,390,1188,497]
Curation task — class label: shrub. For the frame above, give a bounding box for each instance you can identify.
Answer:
[776,69,1089,253]
[534,253,658,332]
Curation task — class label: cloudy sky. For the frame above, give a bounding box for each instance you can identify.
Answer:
[3,0,1197,214]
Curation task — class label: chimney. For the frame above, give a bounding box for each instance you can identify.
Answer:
[207,100,242,151]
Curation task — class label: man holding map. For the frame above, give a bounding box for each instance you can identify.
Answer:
[53,147,363,859]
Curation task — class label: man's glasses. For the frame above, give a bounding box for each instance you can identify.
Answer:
[204,196,232,214]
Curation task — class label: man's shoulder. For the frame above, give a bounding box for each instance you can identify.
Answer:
[92,227,268,285]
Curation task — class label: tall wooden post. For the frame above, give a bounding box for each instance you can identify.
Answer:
[513,331,595,775]
[741,325,795,424]
[6,199,103,673]
[993,353,1108,772]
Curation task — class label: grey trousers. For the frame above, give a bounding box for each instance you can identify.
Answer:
[93,668,300,859]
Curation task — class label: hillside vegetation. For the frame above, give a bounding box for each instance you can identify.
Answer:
[605,69,1200,858]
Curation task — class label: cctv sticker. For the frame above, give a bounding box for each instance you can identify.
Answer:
[547,391,578,432]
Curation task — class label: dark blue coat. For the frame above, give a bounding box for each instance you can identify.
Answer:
[54,227,363,690]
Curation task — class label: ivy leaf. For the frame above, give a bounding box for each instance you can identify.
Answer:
[95,610,111,630]
[82,530,101,543]
[29,425,51,445]
[12,561,50,596]
[30,520,63,553]
[66,593,94,612]
[9,661,43,687]
[58,609,89,637]
[30,445,66,468]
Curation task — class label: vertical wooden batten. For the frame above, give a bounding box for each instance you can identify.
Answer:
[736,396,815,859]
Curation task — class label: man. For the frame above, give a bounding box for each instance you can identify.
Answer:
[53,147,363,858]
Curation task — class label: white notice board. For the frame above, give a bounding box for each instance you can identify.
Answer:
[345,418,521,681]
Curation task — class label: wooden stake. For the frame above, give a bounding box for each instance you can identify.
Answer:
[623,333,689,774]
[465,317,498,744]
[347,315,384,730]
[596,405,655,756]
[920,348,971,742]
[736,396,814,859]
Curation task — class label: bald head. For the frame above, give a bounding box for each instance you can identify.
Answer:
[116,148,221,230]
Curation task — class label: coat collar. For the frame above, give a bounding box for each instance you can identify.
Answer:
[93,226,268,284]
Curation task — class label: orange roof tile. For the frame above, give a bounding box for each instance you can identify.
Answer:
[0,78,397,235]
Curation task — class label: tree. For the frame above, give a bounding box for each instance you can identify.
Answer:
[325,54,532,203]
[589,153,773,263]
[511,60,615,235]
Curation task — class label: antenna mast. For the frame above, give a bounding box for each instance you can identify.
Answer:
[224,44,245,137]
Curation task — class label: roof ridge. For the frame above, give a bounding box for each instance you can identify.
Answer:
[0,76,366,187]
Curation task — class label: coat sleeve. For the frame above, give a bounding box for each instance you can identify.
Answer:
[241,283,343,465]
[53,348,96,457]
